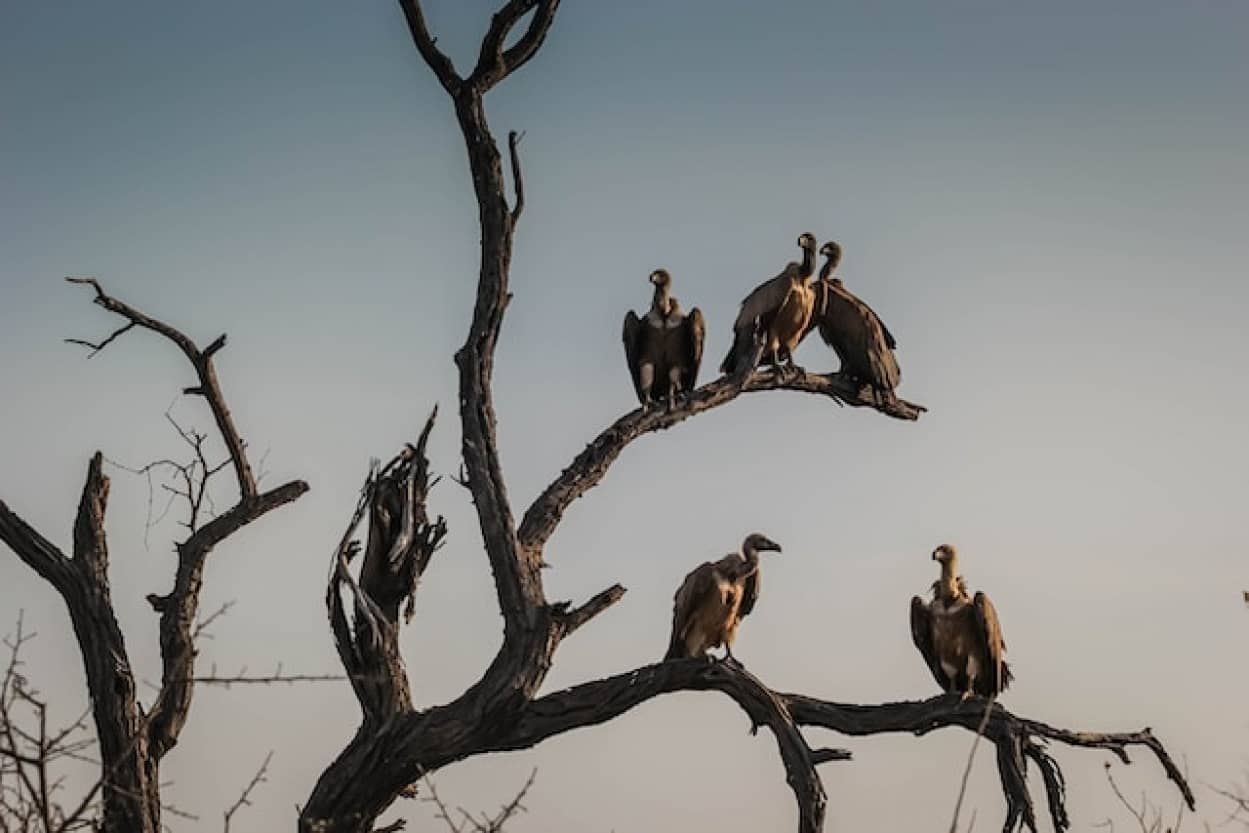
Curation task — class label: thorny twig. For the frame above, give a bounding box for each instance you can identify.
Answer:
[422,769,537,833]
[222,751,272,833]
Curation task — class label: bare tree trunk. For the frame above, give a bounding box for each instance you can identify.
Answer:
[299,3,1191,833]
[0,282,307,832]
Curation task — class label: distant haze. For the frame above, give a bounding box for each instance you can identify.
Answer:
[1,2,1246,830]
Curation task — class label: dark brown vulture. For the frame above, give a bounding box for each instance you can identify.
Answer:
[910,544,1012,700]
[622,269,705,410]
[664,533,782,662]
[719,233,819,378]
[806,241,901,398]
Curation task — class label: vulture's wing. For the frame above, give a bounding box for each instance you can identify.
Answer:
[731,265,798,331]
[721,266,796,374]
[818,283,901,390]
[737,564,761,618]
[853,290,897,350]
[681,307,705,393]
[664,562,719,660]
[622,310,645,403]
[910,596,949,691]
[972,591,1012,695]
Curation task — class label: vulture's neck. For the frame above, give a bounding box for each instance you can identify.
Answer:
[799,244,817,282]
[936,559,963,602]
[740,543,762,575]
[650,284,673,318]
[819,256,837,281]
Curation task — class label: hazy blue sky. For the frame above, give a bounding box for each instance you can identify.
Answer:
[2,2,1247,830]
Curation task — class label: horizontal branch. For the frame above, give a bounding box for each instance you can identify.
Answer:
[488,660,1190,833]
[518,369,926,551]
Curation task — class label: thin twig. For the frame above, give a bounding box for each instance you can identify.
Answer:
[948,696,995,833]
[222,751,272,833]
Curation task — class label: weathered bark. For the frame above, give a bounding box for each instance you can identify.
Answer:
[300,3,1190,833]
[0,282,307,832]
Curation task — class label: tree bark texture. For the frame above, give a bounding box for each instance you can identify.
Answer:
[0,282,307,832]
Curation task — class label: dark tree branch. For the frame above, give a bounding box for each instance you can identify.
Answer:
[1,281,307,832]
[497,661,828,833]
[65,276,258,502]
[507,131,525,225]
[518,368,925,552]
[782,693,1195,832]
[396,0,462,94]
[221,750,272,833]
[145,477,307,759]
[470,0,560,91]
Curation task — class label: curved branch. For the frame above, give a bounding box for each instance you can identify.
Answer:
[471,0,560,90]
[518,369,926,551]
[65,276,258,502]
[496,660,828,833]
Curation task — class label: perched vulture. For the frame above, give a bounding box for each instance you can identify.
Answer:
[664,533,782,662]
[622,269,706,410]
[806,241,901,397]
[910,544,1012,700]
[719,233,819,377]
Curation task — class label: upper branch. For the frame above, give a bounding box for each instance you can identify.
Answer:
[470,0,561,91]
[65,277,258,502]
[518,369,926,551]
[397,0,463,94]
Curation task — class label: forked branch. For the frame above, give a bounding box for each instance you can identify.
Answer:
[2,279,307,832]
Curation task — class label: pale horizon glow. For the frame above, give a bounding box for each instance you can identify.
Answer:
[1,2,1247,831]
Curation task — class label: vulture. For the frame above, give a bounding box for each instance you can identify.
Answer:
[910,544,1013,700]
[664,533,782,662]
[719,233,819,378]
[806,241,901,398]
[622,269,706,410]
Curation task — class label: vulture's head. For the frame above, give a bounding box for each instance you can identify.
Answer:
[744,533,783,555]
[797,232,817,250]
[820,241,842,267]
[649,269,672,288]
[932,544,958,565]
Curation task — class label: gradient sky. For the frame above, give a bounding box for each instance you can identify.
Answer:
[2,1,1247,830]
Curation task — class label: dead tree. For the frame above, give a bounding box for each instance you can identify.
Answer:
[0,280,308,833]
[300,2,1192,831]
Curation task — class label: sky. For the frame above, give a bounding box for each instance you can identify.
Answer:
[1,1,1247,830]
